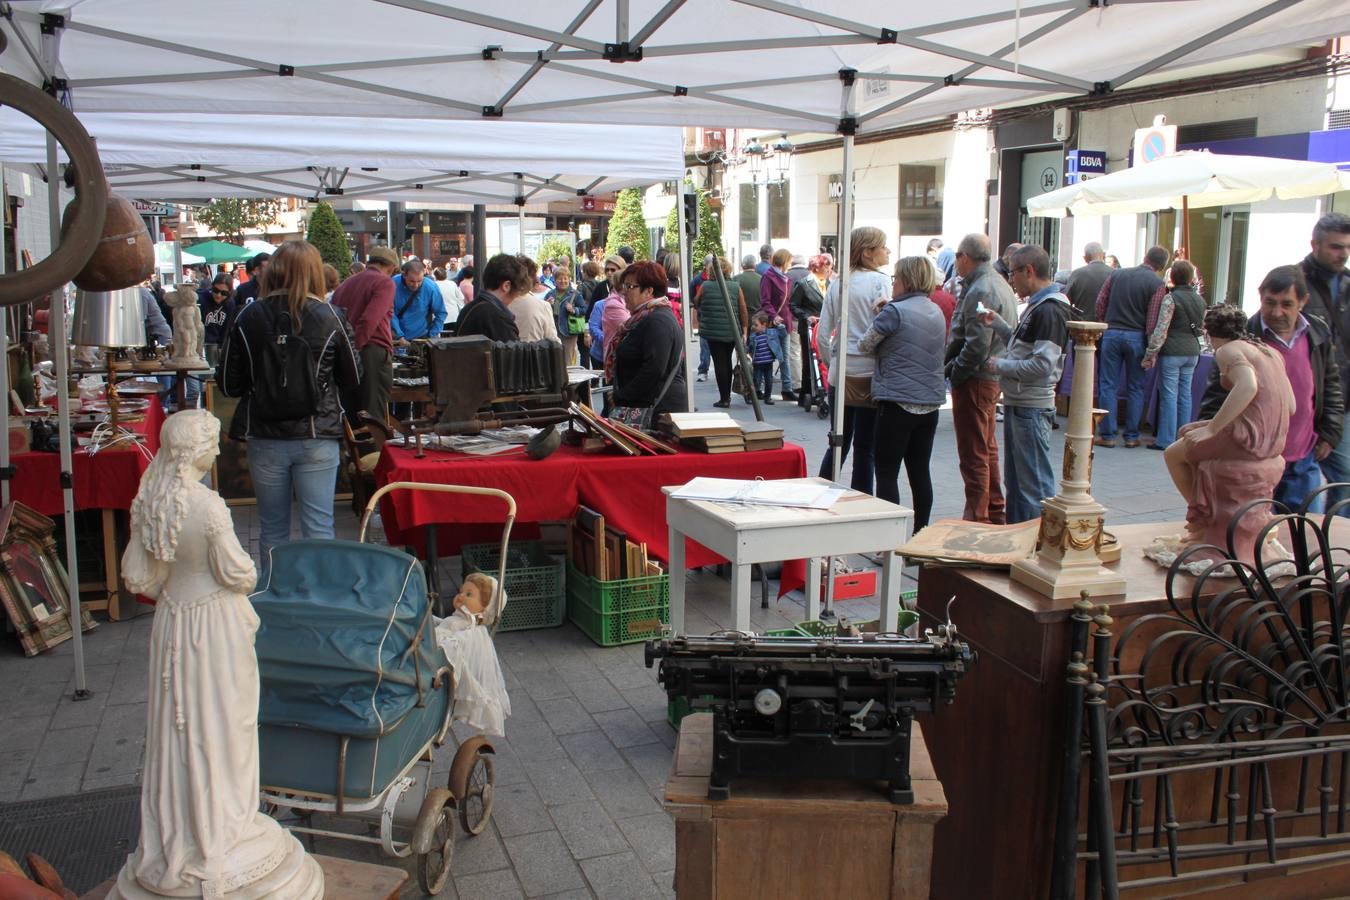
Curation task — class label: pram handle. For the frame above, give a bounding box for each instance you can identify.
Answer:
[360,481,519,635]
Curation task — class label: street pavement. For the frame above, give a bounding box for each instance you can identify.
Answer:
[0,340,1188,897]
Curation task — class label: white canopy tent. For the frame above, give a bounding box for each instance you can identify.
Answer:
[2,0,1348,689]
[0,109,683,203]
[1028,150,1350,218]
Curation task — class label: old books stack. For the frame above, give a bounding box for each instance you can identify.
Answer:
[740,420,784,452]
[660,412,745,453]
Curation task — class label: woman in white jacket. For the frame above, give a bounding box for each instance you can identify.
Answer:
[816,226,892,494]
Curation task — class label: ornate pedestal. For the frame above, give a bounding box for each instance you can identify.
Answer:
[1011,322,1126,599]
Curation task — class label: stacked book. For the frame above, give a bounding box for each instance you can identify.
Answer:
[660,412,745,453]
[740,420,784,451]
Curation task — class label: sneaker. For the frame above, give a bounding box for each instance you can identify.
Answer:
[1093,437,1116,448]
[1123,439,1141,448]
[696,373,707,382]
[781,390,798,402]
[764,397,775,405]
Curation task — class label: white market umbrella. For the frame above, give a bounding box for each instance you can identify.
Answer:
[1028,151,1350,218]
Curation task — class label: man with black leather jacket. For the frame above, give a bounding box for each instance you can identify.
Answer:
[1300,213,1350,514]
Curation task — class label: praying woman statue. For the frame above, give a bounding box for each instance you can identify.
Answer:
[109,410,322,900]
[1149,305,1294,572]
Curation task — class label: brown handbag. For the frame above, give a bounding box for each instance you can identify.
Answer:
[843,374,875,408]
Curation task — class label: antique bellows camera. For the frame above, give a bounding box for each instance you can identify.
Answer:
[647,620,972,803]
[415,335,568,434]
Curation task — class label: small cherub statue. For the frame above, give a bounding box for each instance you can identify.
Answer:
[434,572,511,735]
[164,284,205,366]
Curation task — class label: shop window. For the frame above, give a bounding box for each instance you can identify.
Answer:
[899,163,943,236]
[769,182,790,240]
[739,182,759,243]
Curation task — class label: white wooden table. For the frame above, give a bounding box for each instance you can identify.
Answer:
[664,477,914,633]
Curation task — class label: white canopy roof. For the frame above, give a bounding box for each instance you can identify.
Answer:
[0,109,683,202]
[1027,151,1350,218]
[2,1,1347,135]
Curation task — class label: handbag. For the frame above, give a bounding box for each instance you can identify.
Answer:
[843,374,875,408]
[567,314,588,335]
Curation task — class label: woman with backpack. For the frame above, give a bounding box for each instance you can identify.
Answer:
[217,240,361,576]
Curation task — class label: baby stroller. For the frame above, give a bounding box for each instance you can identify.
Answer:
[809,318,831,420]
[255,482,516,895]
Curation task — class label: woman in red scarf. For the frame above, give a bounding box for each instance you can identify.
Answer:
[605,261,688,424]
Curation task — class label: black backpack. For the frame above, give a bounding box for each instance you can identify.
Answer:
[251,298,321,421]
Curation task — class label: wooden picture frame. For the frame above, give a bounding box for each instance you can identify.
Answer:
[0,501,96,656]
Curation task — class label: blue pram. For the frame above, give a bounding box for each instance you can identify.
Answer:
[255,483,516,895]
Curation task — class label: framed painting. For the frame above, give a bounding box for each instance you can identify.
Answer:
[0,502,96,656]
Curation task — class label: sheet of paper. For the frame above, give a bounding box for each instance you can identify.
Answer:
[671,478,840,509]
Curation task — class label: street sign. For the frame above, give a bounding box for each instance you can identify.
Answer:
[132,200,174,216]
[1065,149,1106,185]
[1132,123,1176,166]
[578,224,592,241]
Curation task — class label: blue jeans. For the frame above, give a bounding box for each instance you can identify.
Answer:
[1276,451,1324,514]
[1152,354,1198,448]
[698,336,710,375]
[248,438,340,580]
[1318,410,1350,517]
[1098,329,1147,442]
[1003,406,1057,524]
[773,325,793,393]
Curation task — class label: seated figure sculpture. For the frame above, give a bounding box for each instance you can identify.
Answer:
[109,410,322,900]
[1153,305,1294,570]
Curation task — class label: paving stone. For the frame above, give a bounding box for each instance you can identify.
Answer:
[591,708,657,749]
[0,716,52,753]
[601,664,657,692]
[451,827,510,876]
[527,756,595,807]
[583,767,662,821]
[616,813,676,874]
[652,870,676,899]
[540,892,593,900]
[33,724,97,768]
[538,697,596,736]
[519,670,575,703]
[48,690,109,730]
[0,753,35,794]
[503,831,586,897]
[578,851,662,900]
[20,759,86,799]
[618,683,670,721]
[490,781,554,838]
[558,731,629,774]
[548,800,630,860]
[81,771,141,792]
[567,678,629,714]
[453,868,525,900]
[619,743,673,790]
[505,719,566,762]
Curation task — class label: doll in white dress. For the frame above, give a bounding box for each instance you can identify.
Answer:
[109,410,322,900]
[434,572,512,736]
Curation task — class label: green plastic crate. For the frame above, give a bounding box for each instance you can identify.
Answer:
[461,541,565,632]
[667,694,718,728]
[565,561,669,646]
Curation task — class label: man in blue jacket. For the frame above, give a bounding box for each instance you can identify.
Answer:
[391,259,447,344]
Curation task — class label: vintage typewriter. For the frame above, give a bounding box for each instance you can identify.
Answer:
[409,335,569,435]
[646,616,972,803]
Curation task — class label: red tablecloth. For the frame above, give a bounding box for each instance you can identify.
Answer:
[12,398,164,516]
[373,441,808,568]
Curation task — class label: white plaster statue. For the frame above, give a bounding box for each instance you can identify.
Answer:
[165,284,206,366]
[109,410,322,900]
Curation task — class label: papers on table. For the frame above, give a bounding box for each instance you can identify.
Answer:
[670,477,845,510]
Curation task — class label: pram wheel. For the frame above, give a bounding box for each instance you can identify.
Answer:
[413,787,455,895]
[816,396,830,419]
[451,737,496,836]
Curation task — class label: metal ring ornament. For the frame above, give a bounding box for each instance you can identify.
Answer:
[0,72,108,306]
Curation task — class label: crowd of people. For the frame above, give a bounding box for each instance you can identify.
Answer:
[798,211,1350,533]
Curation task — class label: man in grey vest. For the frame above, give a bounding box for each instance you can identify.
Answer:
[1065,242,1113,321]
[1094,246,1169,448]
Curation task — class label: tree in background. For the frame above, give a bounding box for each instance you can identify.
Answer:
[306,201,351,279]
[663,182,724,271]
[536,235,575,273]
[196,198,282,244]
[604,188,650,261]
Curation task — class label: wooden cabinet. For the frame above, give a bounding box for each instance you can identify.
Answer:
[663,713,946,899]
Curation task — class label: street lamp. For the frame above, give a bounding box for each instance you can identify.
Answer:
[771,134,794,184]
[743,139,767,180]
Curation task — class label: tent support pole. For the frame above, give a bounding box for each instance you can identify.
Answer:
[516,174,526,255]
[47,132,88,699]
[829,120,857,482]
[472,204,487,297]
[0,161,9,508]
[676,180,694,412]
[1180,194,1190,259]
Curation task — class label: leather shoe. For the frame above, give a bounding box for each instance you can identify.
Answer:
[712,400,730,408]
[781,391,798,402]
[1123,439,1141,448]
[1093,437,1116,448]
